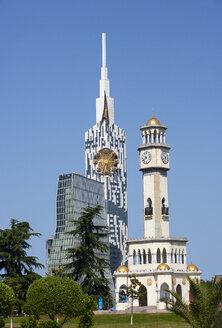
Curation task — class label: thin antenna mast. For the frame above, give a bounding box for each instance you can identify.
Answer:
[102,33,106,67]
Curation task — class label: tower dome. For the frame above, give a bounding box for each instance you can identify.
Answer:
[187,262,198,272]
[116,264,129,273]
[146,113,160,126]
[157,262,170,271]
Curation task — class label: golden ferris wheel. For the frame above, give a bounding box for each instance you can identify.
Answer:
[93,148,119,176]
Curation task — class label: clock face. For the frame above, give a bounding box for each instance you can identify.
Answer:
[93,148,119,176]
[161,151,169,164]
[142,151,151,164]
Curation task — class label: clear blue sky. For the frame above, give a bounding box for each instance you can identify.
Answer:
[0,0,221,280]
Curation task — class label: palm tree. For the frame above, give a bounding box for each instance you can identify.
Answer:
[166,276,222,328]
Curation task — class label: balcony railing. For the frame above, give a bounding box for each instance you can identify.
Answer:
[162,207,169,215]
[145,207,153,216]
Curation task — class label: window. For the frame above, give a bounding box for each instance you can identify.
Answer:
[145,198,153,215]
[148,249,152,264]
[174,251,177,264]
[147,198,152,208]
[157,248,161,263]
[162,197,165,208]
[182,252,184,264]
[139,285,147,306]
[133,250,137,265]
[119,285,127,303]
[138,250,141,265]
[143,249,146,264]
[160,283,170,301]
[176,284,182,297]
[162,248,167,263]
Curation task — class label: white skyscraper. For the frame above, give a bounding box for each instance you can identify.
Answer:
[85,33,128,273]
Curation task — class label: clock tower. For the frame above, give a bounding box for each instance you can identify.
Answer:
[138,114,171,238]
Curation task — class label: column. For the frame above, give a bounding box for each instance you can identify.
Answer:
[163,133,166,144]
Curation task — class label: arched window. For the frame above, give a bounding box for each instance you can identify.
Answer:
[162,197,165,208]
[139,285,147,306]
[176,284,182,298]
[161,197,168,215]
[143,249,146,264]
[157,248,161,263]
[138,250,141,265]
[174,251,177,264]
[145,198,153,215]
[162,248,167,263]
[133,250,137,265]
[148,249,152,264]
[119,284,127,303]
[147,198,152,208]
[160,283,170,301]
[182,251,184,264]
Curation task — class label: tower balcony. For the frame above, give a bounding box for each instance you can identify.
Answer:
[145,207,153,216]
[161,207,169,215]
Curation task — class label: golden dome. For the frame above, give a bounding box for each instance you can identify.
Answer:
[116,265,129,273]
[147,113,160,126]
[157,262,170,271]
[187,263,198,272]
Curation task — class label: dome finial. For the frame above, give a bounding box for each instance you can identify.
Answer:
[116,263,129,273]
[147,111,160,126]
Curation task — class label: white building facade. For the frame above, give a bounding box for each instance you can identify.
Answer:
[114,115,201,310]
[85,34,128,273]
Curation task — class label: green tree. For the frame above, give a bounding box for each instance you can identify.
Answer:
[23,276,96,327]
[0,280,15,317]
[166,276,222,328]
[0,219,44,311]
[65,205,111,305]
[126,275,143,326]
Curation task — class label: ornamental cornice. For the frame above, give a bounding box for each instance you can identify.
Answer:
[138,144,171,151]
[126,237,188,245]
[140,125,167,131]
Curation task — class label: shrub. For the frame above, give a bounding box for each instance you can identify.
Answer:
[0,319,5,328]
[38,321,60,328]
[20,316,37,328]
[78,313,94,328]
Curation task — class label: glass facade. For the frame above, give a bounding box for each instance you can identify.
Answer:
[47,172,114,294]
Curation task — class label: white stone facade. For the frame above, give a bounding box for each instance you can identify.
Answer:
[85,34,128,273]
[114,117,201,310]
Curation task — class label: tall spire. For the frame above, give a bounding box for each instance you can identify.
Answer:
[100,33,110,97]
[96,33,114,124]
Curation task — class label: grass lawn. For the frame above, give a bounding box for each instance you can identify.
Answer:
[5,313,189,328]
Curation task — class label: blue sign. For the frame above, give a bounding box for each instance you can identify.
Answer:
[98,298,103,310]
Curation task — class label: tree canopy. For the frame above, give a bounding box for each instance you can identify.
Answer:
[65,205,111,302]
[0,219,44,278]
[24,276,96,327]
[0,219,44,311]
[166,276,222,328]
[0,281,15,316]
